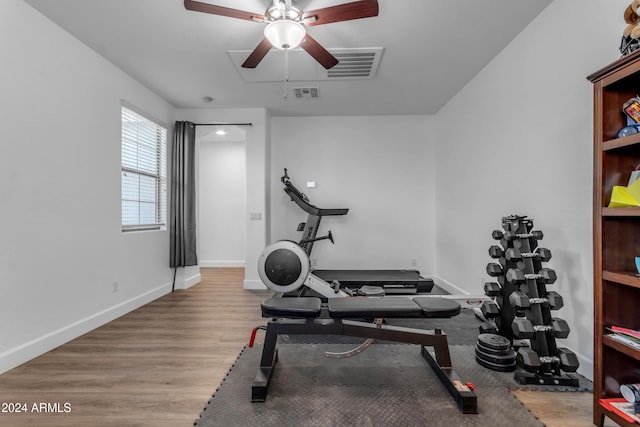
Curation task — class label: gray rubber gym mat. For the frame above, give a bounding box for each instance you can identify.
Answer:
[280,309,592,392]
[194,344,544,427]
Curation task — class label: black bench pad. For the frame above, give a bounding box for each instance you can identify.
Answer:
[261,297,322,318]
[412,297,461,318]
[329,297,423,318]
[261,297,462,319]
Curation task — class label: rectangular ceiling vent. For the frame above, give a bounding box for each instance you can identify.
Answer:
[228,47,383,82]
[293,87,320,99]
[323,49,383,79]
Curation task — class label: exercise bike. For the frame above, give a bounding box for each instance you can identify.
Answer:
[276,168,433,295]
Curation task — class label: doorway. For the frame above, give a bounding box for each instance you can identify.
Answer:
[197,126,247,267]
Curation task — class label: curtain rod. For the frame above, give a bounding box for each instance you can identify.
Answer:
[192,122,253,127]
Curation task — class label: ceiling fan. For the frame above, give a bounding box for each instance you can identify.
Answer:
[184,0,379,70]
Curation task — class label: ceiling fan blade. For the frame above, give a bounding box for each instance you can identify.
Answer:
[241,38,273,68]
[302,0,378,26]
[300,34,339,69]
[184,0,265,22]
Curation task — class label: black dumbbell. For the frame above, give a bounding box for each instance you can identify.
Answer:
[522,349,579,374]
[509,290,564,310]
[486,263,503,277]
[556,348,579,372]
[548,318,571,338]
[504,248,552,262]
[484,282,501,297]
[516,347,540,373]
[492,230,504,240]
[488,245,504,259]
[512,318,535,338]
[512,318,570,339]
[545,291,564,310]
[506,268,557,284]
[503,230,544,241]
[481,300,500,318]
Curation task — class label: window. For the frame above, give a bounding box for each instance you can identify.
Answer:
[121,105,167,231]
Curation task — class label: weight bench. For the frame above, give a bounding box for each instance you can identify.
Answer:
[251,296,478,414]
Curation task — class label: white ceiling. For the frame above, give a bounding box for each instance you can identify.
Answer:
[23,0,553,116]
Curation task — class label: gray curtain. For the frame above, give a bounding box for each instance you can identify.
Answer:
[170,121,198,270]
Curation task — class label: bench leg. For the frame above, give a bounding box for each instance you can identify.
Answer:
[251,324,279,402]
[422,345,478,414]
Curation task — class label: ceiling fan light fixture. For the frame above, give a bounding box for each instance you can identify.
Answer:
[264,20,305,50]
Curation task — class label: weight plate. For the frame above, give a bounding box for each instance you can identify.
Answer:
[476,340,511,356]
[477,333,511,351]
[475,346,517,365]
[476,355,517,372]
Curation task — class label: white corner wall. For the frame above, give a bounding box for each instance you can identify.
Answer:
[434,0,629,379]
[175,108,270,290]
[271,115,436,274]
[0,1,176,373]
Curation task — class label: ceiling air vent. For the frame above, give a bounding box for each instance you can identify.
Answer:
[228,47,383,82]
[319,47,384,80]
[293,87,320,99]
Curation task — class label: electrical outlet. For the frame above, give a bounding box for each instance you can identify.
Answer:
[112,281,119,293]
[411,259,417,267]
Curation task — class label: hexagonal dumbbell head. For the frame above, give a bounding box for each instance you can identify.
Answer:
[556,348,579,372]
[506,268,525,284]
[481,300,500,318]
[517,347,541,373]
[486,263,503,277]
[509,291,531,308]
[537,268,557,284]
[537,248,552,262]
[545,291,564,310]
[484,281,501,297]
[488,245,504,259]
[492,230,504,240]
[512,318,535,339]
[551,318,570,339]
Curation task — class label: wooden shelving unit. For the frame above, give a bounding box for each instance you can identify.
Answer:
[588,50,640,427]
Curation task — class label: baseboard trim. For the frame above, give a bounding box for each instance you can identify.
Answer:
[574,351,593,381]
[0,282,171,375]
[180,272,202,290]
[199,260,245,268]
[244,279,267,290]
[430,275,467,295]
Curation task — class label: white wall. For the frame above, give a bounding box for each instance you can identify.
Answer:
[0,1,176,373]
[198,131,247,267]
[435,0,628,379]
[271,115,436,274]
[175,108,270,289]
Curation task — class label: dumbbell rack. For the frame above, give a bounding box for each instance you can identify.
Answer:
[481,215,580,386]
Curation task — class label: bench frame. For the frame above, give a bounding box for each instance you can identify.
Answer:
[251,314,478,414]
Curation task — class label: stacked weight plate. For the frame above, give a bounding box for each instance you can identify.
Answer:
[475,333,517,372]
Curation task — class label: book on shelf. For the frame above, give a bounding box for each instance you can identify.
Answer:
[612,326,640,340]
[599,398,640,424]
[606,327,640,350]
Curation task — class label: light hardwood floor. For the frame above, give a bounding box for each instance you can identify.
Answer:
[0,268,603,426]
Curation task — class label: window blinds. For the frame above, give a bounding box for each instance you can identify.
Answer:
[121,106,167,230]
